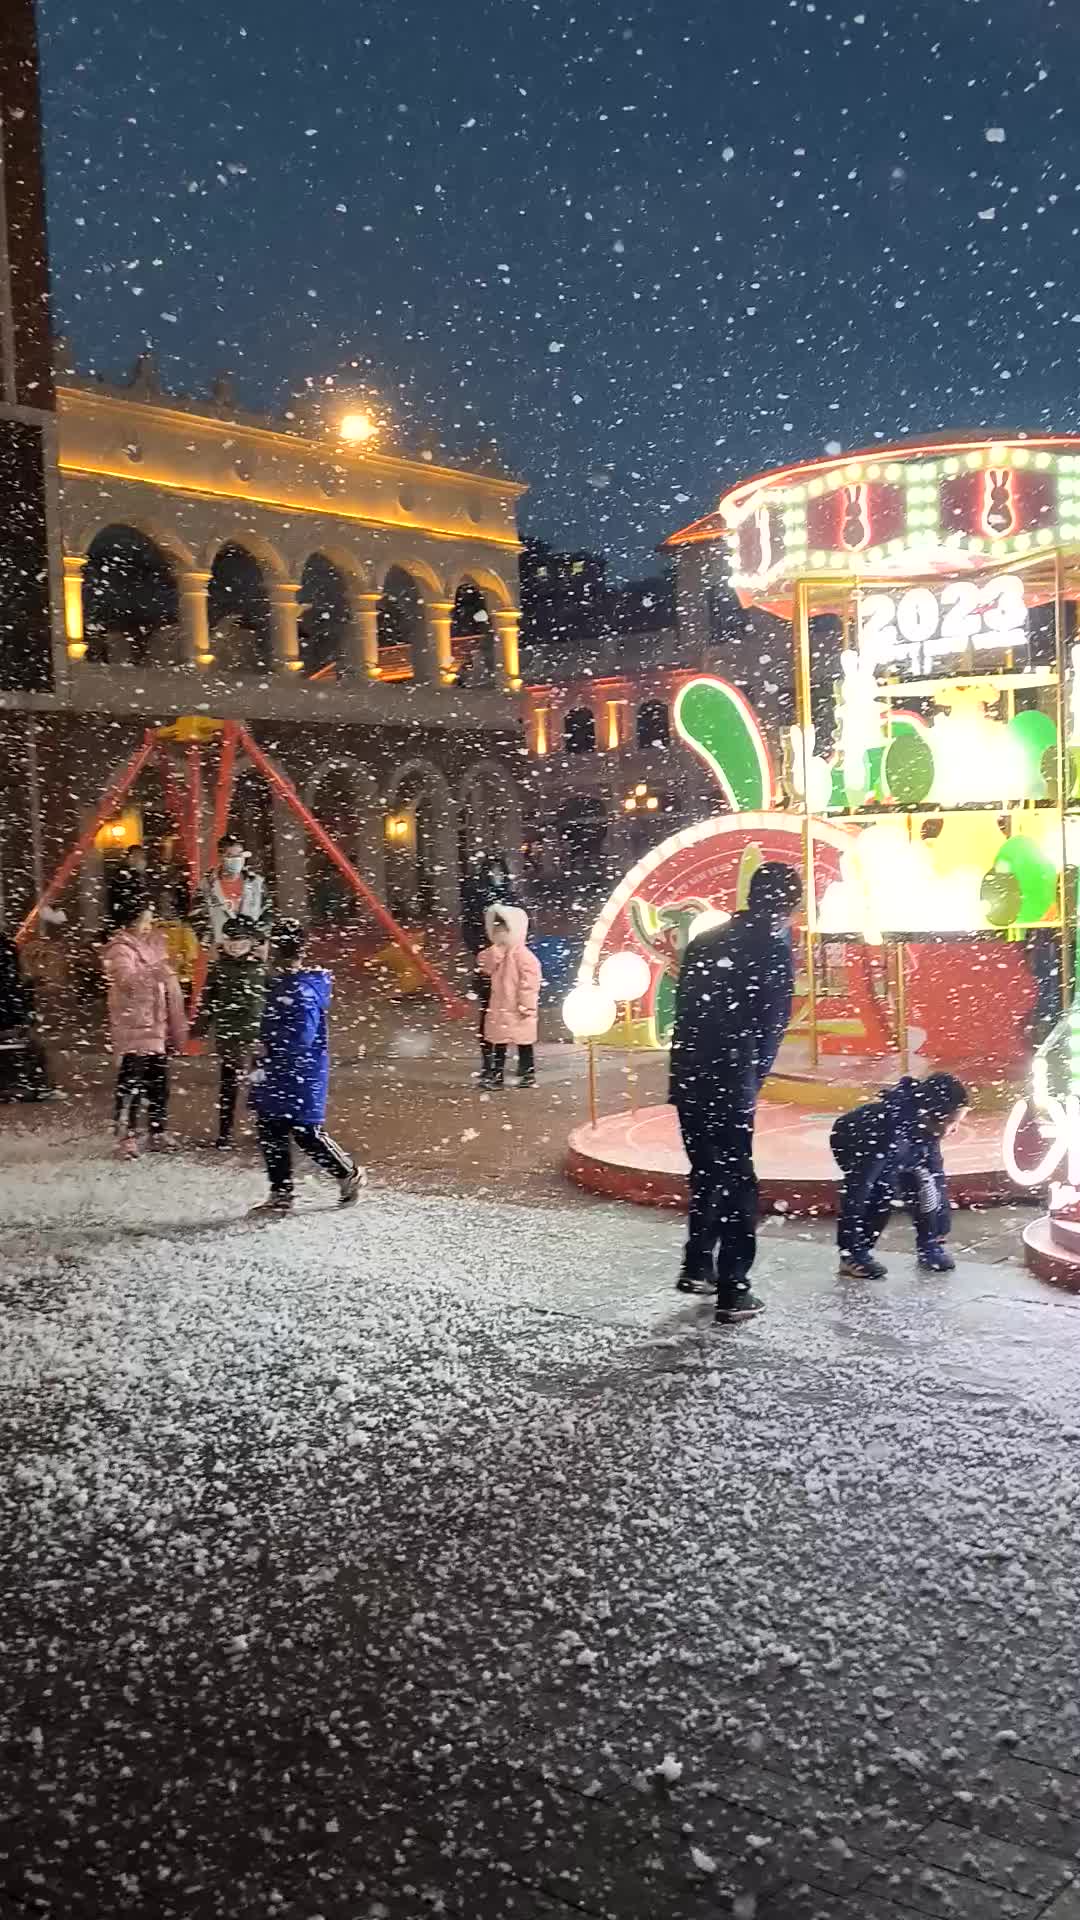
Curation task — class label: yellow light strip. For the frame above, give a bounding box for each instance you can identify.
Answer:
[58,459,523,552]
[56,388,528,497]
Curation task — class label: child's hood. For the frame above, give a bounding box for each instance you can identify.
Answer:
[484,903,529,948]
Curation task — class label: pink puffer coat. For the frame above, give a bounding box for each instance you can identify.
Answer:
[104,929,188,1060]
[476,904,542,1046]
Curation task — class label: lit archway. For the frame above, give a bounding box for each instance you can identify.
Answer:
[82,525,180,666]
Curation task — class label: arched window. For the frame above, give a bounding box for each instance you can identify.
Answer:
[637,700,670,750]
[307,768,364,924]
[82,526,179,666]
[377,567,424,681]
[452,581,494,687]
[300,554,351,678]
[208,544,272,673]
[563,707,596,755]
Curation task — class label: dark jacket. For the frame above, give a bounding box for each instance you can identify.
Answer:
[251,967,332,1126]
[669,910,794,1109]
[0,938,33,1030]
[461,860,517,957]
[830,1077,945,1190]
[192,952,267,1056]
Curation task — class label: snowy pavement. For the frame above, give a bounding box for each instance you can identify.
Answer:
[5,1132,1080,1916]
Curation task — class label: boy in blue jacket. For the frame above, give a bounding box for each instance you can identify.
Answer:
[249,921,363,1215]
[830,1072,968,1279]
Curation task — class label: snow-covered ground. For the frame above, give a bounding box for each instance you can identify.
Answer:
[5,1131,1080,1918]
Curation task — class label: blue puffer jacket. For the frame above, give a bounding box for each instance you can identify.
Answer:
[251,967,332,1126]
[829,1076,944,1188]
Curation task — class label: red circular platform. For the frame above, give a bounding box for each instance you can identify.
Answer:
[1022,1215,1080,1292]
[566,1100,1013,1215]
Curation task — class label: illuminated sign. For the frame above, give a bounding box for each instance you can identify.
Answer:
[858,576,1028,675]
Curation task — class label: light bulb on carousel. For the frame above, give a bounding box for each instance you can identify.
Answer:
[562,983,617,1130]
[598,950,652,1113]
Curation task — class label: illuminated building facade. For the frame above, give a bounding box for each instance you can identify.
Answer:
[0,363,527,933]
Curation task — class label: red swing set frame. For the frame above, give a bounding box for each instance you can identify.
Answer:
[13,716,471,1021]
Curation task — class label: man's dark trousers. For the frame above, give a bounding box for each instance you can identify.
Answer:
[676,1091,758,1303]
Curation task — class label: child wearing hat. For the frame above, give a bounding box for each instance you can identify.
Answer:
[191,913,267,1149]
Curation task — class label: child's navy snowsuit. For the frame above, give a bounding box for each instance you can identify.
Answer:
[830,1077,950,1264]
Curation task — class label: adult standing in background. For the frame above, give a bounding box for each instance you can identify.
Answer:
[196,833,272,950]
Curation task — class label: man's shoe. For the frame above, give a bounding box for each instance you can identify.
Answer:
[116,1133,139,1160]
[339,1165,366,1207]
[675,1270,715,1296]
[918,1241,956,1273]
[838,1255,888,1280]
[248,1192,294,1217]
[516,1071,536,1090]
[478,1072,504,1091]
[715,1292,765,1324]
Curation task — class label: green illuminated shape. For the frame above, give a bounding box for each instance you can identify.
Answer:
[673,679,771,812]
[991,838,1058,925]
[883,733,935,807]
[1008,709,1056,801]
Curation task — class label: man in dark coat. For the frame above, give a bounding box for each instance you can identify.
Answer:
[669,861,802,1322]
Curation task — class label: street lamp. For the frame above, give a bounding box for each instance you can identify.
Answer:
[598,950,652,1112]
[339,410,378,445]
[562,983,616,1130]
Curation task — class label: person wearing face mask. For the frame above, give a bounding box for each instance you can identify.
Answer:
[197,833,272,951]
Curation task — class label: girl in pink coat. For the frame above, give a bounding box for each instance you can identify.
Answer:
[103,900,188,1156]
[476,905,542,1090]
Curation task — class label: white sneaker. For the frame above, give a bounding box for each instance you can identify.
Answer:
[339,1165,367,1207]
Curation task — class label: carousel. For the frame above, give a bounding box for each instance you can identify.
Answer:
[565,433,1080,1238]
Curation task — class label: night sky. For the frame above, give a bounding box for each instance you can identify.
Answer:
[37,0,1080,574]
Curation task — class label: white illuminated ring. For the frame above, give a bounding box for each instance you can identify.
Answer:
[576,811,859,985]
[1002,1096,1070,1190]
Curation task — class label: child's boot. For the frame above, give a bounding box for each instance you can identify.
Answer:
[918,1240,955,1273]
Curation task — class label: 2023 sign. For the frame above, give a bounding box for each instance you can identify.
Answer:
[858,576,1028,674]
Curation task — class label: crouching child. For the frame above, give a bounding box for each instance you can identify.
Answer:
[830,1072,969,1279]
[248,920,363,1215]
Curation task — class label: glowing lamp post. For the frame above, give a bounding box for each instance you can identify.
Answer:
[598,949,651,1111]
[562,984,617,1130]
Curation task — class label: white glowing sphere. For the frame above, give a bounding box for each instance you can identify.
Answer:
[597,950,651,1004]
[687,907,732,945]
[562,985,617,1038]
